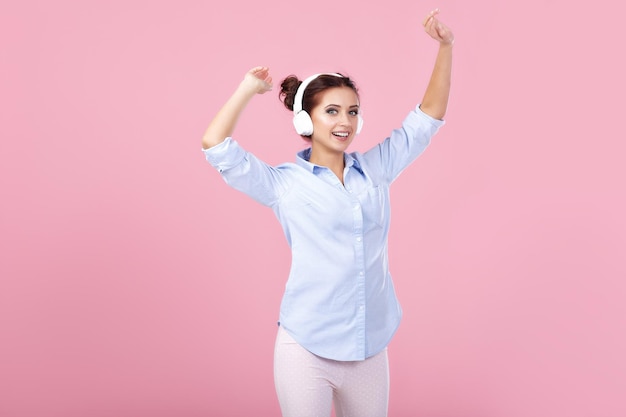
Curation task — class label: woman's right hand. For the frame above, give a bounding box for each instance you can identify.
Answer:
[201,66,273,149]
[243,66,273,95]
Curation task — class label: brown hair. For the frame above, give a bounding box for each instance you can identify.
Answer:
[279,73,359,115]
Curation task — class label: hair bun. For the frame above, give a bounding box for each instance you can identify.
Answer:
[279,75,301,111]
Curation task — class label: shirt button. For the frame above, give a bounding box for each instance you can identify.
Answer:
[359,271,364,276]
[353,204,360,210]
[356,237,362,242]
[359,305,364,311]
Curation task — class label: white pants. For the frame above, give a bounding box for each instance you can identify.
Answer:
[274,326,389,417]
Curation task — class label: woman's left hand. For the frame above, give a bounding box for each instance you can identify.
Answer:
[423,9,454,45]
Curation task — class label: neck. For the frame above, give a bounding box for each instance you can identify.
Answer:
[309,149,345,184]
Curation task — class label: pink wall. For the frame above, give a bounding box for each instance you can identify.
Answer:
[2,1,625,416]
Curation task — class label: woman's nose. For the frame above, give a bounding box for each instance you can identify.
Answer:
[338,111,351,125]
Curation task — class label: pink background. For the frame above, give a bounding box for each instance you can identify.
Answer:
[2,1,625,416]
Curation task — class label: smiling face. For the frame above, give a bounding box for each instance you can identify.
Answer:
[308,86,360,159]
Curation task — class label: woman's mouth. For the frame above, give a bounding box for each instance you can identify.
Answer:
[332,131,350,140]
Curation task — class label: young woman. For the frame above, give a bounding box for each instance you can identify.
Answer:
[202,10,454,417]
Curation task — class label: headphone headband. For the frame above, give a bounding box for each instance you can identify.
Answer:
[292,73,342,115]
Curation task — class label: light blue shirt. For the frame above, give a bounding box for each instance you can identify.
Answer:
[203,105,444,361]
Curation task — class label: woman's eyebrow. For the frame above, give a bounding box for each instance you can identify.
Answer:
[324,104,360,109]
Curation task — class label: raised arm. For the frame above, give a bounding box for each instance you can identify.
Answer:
[201,66,273,149]
[419,9,454,121]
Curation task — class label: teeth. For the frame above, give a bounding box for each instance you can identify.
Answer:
[333,132,349,137]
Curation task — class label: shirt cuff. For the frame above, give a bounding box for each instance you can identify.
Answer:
[416,104,446,128]
[202,137,246,173]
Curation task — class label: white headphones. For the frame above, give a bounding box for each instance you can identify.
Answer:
[292,73,364,136]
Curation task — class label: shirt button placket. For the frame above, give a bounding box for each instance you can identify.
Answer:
[352,200,367,359]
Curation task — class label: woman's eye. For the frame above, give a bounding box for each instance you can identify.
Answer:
[326,109,338,114]
[349,110,359,116]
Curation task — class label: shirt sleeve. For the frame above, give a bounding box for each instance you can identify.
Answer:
[202,137,289,207]
[361,105,445,184]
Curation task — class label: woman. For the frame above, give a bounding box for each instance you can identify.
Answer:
[202,9,454,417]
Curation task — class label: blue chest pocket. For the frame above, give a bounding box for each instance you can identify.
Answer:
[359,185,387,229]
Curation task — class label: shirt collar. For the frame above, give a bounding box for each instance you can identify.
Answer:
[296,148,363,175]
[295,148,314,171]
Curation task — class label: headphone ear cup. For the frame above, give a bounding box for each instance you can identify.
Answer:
[293,111,314,136]
[356,114,364,135]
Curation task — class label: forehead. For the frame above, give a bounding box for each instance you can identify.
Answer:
[314,86,359,106]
